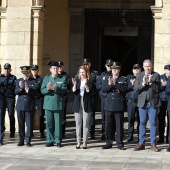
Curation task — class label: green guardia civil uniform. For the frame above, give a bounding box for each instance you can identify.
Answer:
[41,74,67,144]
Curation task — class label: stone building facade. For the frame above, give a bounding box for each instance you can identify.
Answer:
[0,0,170,115]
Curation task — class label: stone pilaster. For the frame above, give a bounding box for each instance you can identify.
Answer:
[151,0,170,74]
[0,0,7,64]
[31,4,46,75]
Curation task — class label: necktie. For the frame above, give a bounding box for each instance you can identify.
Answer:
[145,75,149,101]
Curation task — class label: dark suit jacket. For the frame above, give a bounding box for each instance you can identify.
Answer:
[165,77,170,111]
[134,71,161,108]
[15,77,37,111]
[72,77,93,113]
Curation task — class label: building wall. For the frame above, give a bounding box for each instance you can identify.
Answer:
[43,0,70,75]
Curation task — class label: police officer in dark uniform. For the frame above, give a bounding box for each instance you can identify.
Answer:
[15,66,37,147]
[31,64,45,138]
[102,62,127,150]
[0,70,7,145]
[157,64,170,143]
[126,64,141,142]
[58,61,70,138]
[83,58,98,139]
[96,59,116,140]
[3,63,17,138]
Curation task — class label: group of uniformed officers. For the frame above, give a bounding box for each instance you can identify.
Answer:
[0,58,170,152]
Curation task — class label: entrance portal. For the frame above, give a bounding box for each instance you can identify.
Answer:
[84,9,152,75]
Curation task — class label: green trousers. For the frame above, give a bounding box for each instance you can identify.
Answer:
[45,110,62,144]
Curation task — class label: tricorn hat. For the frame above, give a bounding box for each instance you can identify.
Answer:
[111,62,121,69]
[47,61,58,67]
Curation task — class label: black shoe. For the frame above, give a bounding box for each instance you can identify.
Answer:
[157,139,164,144]
[118,146,126,150]
[26,143,32,147]
[17,142,24,146]
[90,134,95,140]
[0,140,3,145]
[83,146,87,149]
[166,147,170,152]
[126,137,133,142]
[103,145,112,149]
[45,143,54,147]
[56,143,62,148]
[101,135,106,140]
[76,146,80,149]
[40,133,45,138]
[10,133,15,138]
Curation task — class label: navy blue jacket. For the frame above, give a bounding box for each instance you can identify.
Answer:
[165,77,170,111]
[159,74,169,102]
[0,75,7,109]
[15,77,37,111]
[102,75,127,112]
[126,74,138,102]
[96,70,112,99]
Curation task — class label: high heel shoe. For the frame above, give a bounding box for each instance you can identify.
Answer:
[76,146,80,149]
[83,146,87,149]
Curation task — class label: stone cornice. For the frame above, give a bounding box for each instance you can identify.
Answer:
[151,6,162,19]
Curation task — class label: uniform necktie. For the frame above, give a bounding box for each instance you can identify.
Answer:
[146,75,149,101]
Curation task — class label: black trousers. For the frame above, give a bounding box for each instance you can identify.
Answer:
[101,98,116,136]
[158,101,168,141]
[35,99,45,134]
[0,108,5,141]
[89,98,96,135]
[105,110,124,147]
[62,95,68,136]
[127,100,139,139]
[6,98,15,134]
[17,110,34,143]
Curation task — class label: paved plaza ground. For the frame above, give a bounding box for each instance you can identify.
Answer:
[0,112,170,170]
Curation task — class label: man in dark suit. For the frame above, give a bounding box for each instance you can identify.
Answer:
[102,62,127,150]
[134,59,161,152]
[15,66,37,147]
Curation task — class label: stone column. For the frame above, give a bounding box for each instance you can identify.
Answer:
[31,4,46,75]
[69,8,84,77]
[0,0,7,64]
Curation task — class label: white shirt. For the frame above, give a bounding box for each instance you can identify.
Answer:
[80,79,86,96]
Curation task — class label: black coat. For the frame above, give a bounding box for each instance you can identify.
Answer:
[0,75,7,109]
[102,75,127,112]
[15,77,37,111]
[72,78,93,113]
